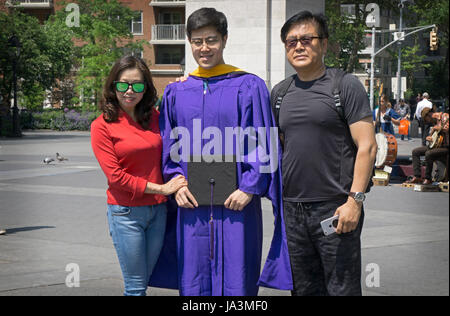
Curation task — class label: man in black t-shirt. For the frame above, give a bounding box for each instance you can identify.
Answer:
[273,11,377,296]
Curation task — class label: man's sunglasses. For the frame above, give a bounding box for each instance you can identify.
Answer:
[114,81,146,93]
[285,36,323,49]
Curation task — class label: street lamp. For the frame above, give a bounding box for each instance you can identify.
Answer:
[395,0,413,104]
[8,35,22,137]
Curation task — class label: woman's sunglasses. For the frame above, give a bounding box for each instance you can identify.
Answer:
[114,81,146,93]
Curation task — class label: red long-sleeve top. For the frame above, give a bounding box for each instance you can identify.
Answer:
[91,108,167,206]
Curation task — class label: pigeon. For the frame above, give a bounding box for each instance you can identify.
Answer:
[43,157,55,164]
[56,152,68,162]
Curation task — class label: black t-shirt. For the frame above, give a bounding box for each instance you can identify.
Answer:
[277,69,372,202]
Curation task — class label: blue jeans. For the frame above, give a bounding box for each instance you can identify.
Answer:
[107,203,167,296]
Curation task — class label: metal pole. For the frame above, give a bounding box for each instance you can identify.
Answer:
[370,26,376,110]
[396,1,404,103]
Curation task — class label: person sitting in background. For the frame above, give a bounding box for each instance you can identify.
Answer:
[373,95,400,134]
[405,107,449,185]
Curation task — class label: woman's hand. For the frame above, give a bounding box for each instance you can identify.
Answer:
[161,175,188,196]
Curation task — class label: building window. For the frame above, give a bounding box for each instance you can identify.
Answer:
[159,12,182,25]
[156,45,185,64]
[131,11,143,35]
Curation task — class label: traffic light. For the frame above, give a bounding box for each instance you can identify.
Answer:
[430,29,438,51]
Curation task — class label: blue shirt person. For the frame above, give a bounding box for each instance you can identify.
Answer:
[373,96,400,135]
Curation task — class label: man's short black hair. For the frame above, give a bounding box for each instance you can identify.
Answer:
[186,8,228,40]
[280,10,329,43]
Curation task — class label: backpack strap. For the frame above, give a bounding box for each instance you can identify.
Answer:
[330,68,347,124]
[271,74,296,127]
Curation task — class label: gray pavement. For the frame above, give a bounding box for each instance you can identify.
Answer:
[0,130,448,296]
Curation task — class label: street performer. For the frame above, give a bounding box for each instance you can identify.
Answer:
[405,107,449,185]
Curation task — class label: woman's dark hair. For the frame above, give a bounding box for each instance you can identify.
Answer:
[280,10,329,43]
[186,7,228,40]
[101,55,157,130]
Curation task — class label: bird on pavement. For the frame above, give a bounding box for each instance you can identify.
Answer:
[56,152,68,162]
[43,157,55,164]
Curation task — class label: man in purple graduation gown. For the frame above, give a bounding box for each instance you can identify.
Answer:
[149,8,292,296]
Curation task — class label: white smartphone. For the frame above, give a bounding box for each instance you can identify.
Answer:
[320,215,339,236]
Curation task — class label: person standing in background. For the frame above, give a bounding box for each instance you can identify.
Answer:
[415,92,433,145]
[395,98,411,141]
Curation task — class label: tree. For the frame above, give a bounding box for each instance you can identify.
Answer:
[0,9,74,114]
[325,0,397,73]
[408,0,449,99]
[388,43,430,91]
[409,0,449,69]
[53,0,148,110]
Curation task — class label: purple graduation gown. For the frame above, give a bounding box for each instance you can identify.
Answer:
[149,70,293,295]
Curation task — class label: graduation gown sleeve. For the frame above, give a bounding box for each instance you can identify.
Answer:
[245,78,293,290]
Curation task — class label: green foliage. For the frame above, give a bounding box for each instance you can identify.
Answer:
[387,44,430,89]
[54,0,149,109]
[409,0,449,48]
[414,60,449,100]
[21,83,46,111]
[325,0,397,72]
[409,0,449,99]
[0,9,74,112]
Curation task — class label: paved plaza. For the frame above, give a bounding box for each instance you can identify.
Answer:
[0,130,448,296]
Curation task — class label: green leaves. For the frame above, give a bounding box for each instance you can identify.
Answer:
[0,10,74,111]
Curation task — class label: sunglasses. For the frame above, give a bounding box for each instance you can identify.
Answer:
[285,36,323,49]
[114,81,146,93]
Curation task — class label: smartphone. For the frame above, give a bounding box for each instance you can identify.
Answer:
[320,215,339,236]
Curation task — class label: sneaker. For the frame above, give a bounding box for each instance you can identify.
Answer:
[0,229,6,235]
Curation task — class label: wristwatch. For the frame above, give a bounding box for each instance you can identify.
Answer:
[349,192,366,203]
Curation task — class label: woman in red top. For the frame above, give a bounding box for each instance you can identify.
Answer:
[91,56,187,296]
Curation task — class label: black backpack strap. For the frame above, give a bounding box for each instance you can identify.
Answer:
[329,68,374,193]
[330,68,347,124]
[271,74,296,127]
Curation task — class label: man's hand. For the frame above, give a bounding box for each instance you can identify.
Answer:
[333,198,362,234]
[175,186,198,209]
[224,189,253,211]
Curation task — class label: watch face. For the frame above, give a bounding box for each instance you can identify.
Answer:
[355,192,365,202]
